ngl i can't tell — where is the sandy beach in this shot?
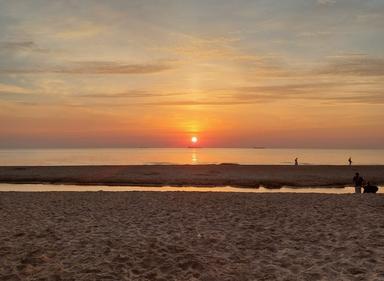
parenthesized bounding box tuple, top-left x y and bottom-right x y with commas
(0, 165, 383, 188)
(0, 192, 383, 281)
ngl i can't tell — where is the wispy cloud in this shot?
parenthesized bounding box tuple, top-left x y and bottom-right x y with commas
(317, 0, 336, 6)
(231, 81, 384, 104)
(0, 83, 31, 95)
(141, 100, 252, 106)
(79, 90, 184, 99)
(0, 61, 175, 75)
(319, 55, 384, 76)
(53, 20, 105, 39)
(0, 41, 48, 53)
(164, 36, 240, 60)
(77, 81, 384, 107)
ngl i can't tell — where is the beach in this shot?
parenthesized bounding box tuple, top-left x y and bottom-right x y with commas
(0, 165, 383, 188)
(0, 192, 383, 281)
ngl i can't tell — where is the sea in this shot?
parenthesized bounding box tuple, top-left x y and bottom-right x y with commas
(1, 148, 383, 166)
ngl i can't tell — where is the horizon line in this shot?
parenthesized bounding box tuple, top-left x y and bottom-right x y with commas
(1, 146, 384, 150)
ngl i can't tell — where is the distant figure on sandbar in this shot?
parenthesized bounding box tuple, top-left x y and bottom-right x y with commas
(363, 182, 379, 194)
(348, 157, 352, 166)
(352, 172, 364, 194)
(294, 158, 298, 166)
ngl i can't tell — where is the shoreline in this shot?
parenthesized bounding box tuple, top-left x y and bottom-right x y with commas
(1, 165, 383, 188)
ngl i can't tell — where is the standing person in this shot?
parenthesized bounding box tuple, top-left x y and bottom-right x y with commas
(348, 157, 352, 166)
(294, 158, 298, 166)
(352, 172, 364, 194)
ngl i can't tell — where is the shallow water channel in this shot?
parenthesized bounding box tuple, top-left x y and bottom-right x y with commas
(0, 184, 382, 193)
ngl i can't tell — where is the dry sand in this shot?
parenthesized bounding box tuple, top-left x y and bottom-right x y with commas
(0, 165, 384, 188)
(0, 192, 383, 281)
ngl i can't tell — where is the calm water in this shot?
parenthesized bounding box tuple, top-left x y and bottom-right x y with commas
(0, 148, 384, 166)
(0, 183, 382, 193)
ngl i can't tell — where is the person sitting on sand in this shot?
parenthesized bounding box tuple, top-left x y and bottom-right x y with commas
(352, 172, 364, 194)
(363, 182, 379, 194)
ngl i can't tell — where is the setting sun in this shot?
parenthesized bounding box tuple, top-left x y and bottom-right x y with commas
(191, 136, 198, 144)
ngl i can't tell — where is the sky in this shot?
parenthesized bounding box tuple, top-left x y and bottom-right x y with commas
(0, 0, 383, 148)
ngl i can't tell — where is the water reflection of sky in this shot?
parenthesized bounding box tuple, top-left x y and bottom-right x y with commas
(191, 150, 198, 164)
(0, 184, 382, 194)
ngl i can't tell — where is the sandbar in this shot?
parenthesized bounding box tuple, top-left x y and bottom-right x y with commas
(0, 165, 383, 188)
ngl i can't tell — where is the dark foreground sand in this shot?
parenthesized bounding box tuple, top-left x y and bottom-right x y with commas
(0, 192, 383, 281)
(1, 165, 384, 188)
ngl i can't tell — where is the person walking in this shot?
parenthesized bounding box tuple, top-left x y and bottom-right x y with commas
(294, 158, 298, 166)
(352, 172, 364, 194)
(348, 157, 352, 166)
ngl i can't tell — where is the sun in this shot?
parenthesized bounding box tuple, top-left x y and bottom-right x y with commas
(191, 136, 198, 144)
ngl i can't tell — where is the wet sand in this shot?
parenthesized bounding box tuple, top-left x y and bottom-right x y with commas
(0, 165, 383, 188)
(0, 192, 383, 281)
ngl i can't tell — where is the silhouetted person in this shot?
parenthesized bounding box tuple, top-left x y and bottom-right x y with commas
(294, 158, 298, 166)
(348, 157, 352, 166)
(352, 172, 364, 194)
(363, 182, 379, 194)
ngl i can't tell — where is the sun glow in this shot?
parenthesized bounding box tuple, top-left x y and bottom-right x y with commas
(191, 136, 198, 144)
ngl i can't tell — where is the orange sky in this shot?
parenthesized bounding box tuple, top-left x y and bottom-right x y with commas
(0, 1, 383, 148)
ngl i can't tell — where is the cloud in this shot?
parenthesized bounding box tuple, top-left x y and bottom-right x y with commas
(53, 21, 105, 39)
(79, 90, 183, 99)
(132, 93, 384, 106)
(0, 41, 34, 49)
(319, 55, 384, 76)
(157, 34, 267, 63)
(0, 41, 48, 53)
(231, 81, 384, 104)
(296, 31, 333, 38)
(81, 80, 384, 107)
(0, 61, 175, 75)
(137, 100, 250, 106)
(61, 61, 175, 74)
(0, 83, 31, 95)
(167, 36, 239, 60)
(317, 0, 336, 5)
(236, 82, 341, 98)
